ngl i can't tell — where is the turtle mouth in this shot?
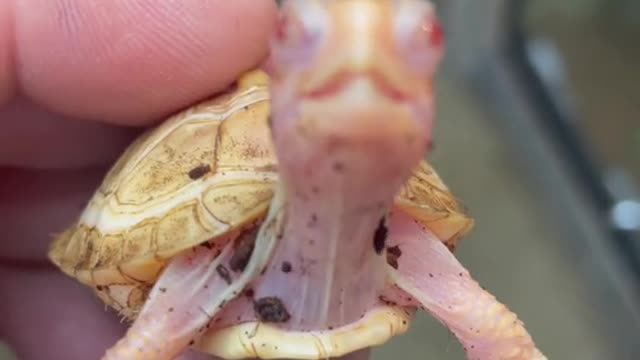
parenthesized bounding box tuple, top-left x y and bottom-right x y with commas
(302, 70, 411, 102)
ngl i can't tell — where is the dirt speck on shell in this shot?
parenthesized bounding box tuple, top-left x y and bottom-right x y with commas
(188, 164, 211, 180)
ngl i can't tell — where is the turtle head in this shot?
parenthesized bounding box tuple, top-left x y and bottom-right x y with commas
(267, 0, 443, 189)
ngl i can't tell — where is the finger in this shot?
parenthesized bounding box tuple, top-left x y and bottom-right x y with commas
(0, 98, 140, 168)
(0, 0, 14, 104)
(0, 266, 127, 360)
(14, 0, 277, 125)
(0, 167, 106, 261)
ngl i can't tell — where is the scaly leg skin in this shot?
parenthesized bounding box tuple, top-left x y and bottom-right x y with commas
(386, 210, 547, 360)
(101, 195, 285, 360)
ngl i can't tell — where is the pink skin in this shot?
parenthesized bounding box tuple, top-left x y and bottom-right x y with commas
(101, 242, 236, 360)
(259, 0, 437, 334)
(384, 211, 548, 360)
(263, 1, 548, 359)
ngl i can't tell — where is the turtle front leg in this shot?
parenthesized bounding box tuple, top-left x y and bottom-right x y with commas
(100, 246, 227, 360)
(101, 201, 283, 360)
(384, 210, 547, 360)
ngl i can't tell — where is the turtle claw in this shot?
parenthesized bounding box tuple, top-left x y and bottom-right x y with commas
(385, 211, 547, 360)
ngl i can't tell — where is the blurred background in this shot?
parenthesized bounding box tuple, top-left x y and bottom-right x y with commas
(3, 0, 638, 359)
(374, 0, 640, 359)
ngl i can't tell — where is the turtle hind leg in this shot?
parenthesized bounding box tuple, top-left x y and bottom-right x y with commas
(100, 206, 283, 360)
(100, 245, 235, 360)
(382, 210, 547, 360)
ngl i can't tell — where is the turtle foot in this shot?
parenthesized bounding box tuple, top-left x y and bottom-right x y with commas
(383, 210, 548, 360)
(100, 205, 282, 360)
(99, 243, 243, 360)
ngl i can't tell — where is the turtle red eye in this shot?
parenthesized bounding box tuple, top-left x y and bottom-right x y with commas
(424, 18, 443, 49)
(411, 15, 444, 52)
(396, 8, 445, 75)
(273, 12, 305, 45)
(270, 6, 324, 72)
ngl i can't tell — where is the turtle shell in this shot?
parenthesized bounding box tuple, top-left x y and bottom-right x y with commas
(48, 69, 473, 319)
(48, 70, 278, 317)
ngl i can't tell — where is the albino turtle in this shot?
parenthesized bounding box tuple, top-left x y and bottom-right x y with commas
(48, 1, 547, 360)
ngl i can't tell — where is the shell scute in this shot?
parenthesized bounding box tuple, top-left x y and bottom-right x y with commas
(397, 161, 474, 249)
(202, 180, 274, 226)
(119, 221, 155, 264)
(113, 119, 221, 208)
(48, 71, 276, 296)
(153, 200, 221, 258)
(215, 100, 276, 169)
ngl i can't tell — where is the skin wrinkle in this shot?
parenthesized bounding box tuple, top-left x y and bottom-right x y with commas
(13, 0, 278, 124)
(111, 1, 204, 89)
(55, 0, 84, 38)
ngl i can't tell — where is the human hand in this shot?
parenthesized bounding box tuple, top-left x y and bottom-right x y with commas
(0, 1, 367, 359)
